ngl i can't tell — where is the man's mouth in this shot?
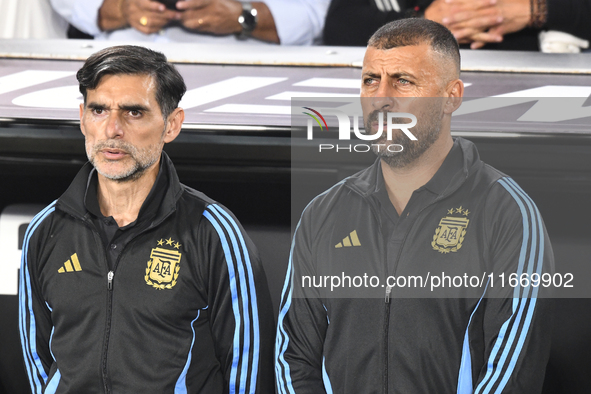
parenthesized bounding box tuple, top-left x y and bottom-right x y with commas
(100, 148, 128, 159)
(370, 122, 387, 131)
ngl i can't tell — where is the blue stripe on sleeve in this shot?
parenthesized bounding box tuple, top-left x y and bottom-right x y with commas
(482, 180, 538, 393)
(211, 204, 260, 394)
(322, 357, 333, 394)
(204, 210, 242, 394)
(46, 301, 57, 363)
(19, 204, 52, 389)
(208, 206, 252, 394)
(19, 249, 36, 391)
(321, 305, 332, 393)
(205, 206, 257, 394)
(457, 280, 489, 394)
(275, 233, 296, 394)
(474, 178, 542, 394)
(175, 307, 207, 393)
(473, 179, 530, 393)
(44, 369, 61, 394)
(209, 207, 251, 394)
(19, 202, 56, 393)
(493, 179, 544, 393)
(275, 180, 345, 394)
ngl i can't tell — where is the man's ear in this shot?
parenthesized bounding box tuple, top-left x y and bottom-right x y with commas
(444, 79, 464, 115)
(163, 107, 185, 143)
(79, 103, 86, 136)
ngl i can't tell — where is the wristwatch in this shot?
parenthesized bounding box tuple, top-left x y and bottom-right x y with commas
(237, 2, 258, 39)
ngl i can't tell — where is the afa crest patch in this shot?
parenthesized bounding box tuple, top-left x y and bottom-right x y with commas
(145, 238, 182, 290)
(432, 206, 470, 254)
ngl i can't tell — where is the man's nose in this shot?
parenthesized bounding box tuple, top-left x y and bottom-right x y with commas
(104, 112, 124, 139)
(371, 82, 396, 111)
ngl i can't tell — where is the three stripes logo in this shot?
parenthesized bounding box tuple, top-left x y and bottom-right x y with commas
(335, 230, 361, 248)
(58, 253, 82, 273)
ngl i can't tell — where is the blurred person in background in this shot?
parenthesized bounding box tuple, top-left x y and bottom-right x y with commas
(431, 0, 590, 51)
(324, 0, 590, 52)
(0, 0, 68, 38)
(50, 0, 329, 45)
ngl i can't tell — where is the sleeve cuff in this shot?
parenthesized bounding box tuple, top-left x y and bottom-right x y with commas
(545, 0, 572, 30)
(69, 0, 103, 36)
(263, 0, 330, 45)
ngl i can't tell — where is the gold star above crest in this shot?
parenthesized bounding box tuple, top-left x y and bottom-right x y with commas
(166, 238, 174, 246)
(157, 239, 164, 246)
(455, 206, 464, 214)
(447, 208, 454, 215)
(463, 209, 470, 216)
(174, 242, 181, 249)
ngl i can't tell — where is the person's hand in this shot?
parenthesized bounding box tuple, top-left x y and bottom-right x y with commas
(460, 0, 530, 49)
(122, 0, 181, 34)
(425, 0, 504, 44)
(484, 0, 530, 36)
(175, 0, 243, 35)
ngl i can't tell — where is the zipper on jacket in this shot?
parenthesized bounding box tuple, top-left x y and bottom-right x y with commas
(102, 270, 115, 394)
(98, 215, 173, 394)
(383, 285, 392, 394)
(107, 271, 114, 290)
(61, 185, 179, 394)
(377, 191, 469, 393)
(350, 157, 470, 394)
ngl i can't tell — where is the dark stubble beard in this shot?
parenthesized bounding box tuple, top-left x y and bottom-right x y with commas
(88, 139, 162, 183)
(366, 100, 444, 168)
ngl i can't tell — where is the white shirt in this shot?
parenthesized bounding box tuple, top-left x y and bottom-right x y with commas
(1, 0, 68, 38)
(49, 0, 329, 45)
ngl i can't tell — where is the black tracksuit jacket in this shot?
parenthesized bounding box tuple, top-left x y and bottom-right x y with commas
(20, 152, 274, 394)
(276, 138, 554, 394)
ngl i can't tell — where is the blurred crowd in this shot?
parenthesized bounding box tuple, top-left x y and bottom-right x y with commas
(0, 0, 589, 52)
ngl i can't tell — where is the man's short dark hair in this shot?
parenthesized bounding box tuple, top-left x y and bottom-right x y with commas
(77, 45, 187, 120)
(368, 18, 461, 78)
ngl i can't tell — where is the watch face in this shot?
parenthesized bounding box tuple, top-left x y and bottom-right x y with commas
(239, 8, 257, 32)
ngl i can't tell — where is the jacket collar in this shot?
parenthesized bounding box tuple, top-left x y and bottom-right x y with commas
(345, 137, 481, 199)
(57, 151, 183, 224)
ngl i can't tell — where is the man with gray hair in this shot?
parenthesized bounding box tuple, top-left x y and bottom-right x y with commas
(20, 45, 274, 394)
(276, 19, 553, 393)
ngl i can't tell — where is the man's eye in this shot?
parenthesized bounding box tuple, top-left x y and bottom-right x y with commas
(364, 78, 376, 85)
(129, 110, 142, 117)
(397, 78, 410, 85)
